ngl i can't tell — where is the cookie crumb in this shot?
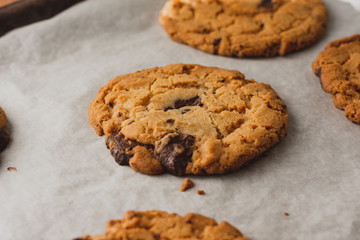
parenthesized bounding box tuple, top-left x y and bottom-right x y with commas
(197, 190, 205, 195)
(179, 177, 194, 192)
(284, 212, 289, 216)
(7, 167, 17, 171)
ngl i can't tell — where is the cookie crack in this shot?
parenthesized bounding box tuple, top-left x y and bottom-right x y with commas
(208, 113, 224, 140)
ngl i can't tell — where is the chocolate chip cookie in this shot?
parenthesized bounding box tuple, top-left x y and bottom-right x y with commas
(0, 107, 10, 152)
(74, 210, 249, 240)
(89, 64, 288, 176)
(312, 34, 360, 124)
(159, 0, 327, 57)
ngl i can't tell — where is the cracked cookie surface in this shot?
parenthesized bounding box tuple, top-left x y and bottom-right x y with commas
(89, 64, 288, 175)
(74, 210, 249, 240)
(0, 107, 10, 152)
(159, 0, 327, 57)
(312, 34, 360, 124)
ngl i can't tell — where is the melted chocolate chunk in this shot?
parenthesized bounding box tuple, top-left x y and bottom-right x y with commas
(156, 133, 195, 176)
(182, 65, 195, 74)
(106, 133, 152, 166)
(182, 109, 191, 114)
(258, 0, 273, 8)
(106, 132, 195, 176)
(175, 96, 202, 108)
(165, 96, 202, 111)
(0, 128, 10, 152)
(166, 119, 175, 124)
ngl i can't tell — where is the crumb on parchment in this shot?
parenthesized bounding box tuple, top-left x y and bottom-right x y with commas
(7, 167, 17, 171)
(179, 177, 194, 192)
(197, 190, 205, 195)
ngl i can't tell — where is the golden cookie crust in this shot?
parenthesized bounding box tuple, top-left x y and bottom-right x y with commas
(74, 210, 249, 240)
(89, 64, 288, 176)
(0, 107, 10, 152)
(312, 34, 360, 124)
(159, 0, 327, 57)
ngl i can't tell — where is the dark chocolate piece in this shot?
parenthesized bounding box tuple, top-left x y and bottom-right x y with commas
(156, 133, 195, 176)
(166, 119, 175, 123)
(181, 109, 191, 114)
(175, 96, 202, 108)
(106, 132, 194, 175)
(258, 0, 273, 8)
(165, 96, 202, 111)
(106, 133, 152, 166)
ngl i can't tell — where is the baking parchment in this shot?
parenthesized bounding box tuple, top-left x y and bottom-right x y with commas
(0, 0, 359, 239)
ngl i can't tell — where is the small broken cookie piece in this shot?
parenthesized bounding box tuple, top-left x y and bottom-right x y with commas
(179, 177, 194, 192)
(74, 210, 249, 240)
(89, 64, 288, 175)
(197, 190, 206, 195)
(312, 34, 360, 124)
(0, 107, 10, 152)
(129, 146, 164, 175)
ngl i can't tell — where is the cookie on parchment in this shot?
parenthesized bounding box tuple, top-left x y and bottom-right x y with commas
(0, 107, 10, 152)
(159, 0, 327, 57)
(74, 210, 249, 240)
(312, 34, 360, 124)
(88, 64, 288, 176)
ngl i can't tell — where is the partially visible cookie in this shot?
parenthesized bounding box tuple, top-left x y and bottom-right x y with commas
(0, 107, 10, 152)
(312, 34, 360, 124)
(89, 64, 288, 176)
(159, 0, 327, 57)
(73, 210, 249, 240)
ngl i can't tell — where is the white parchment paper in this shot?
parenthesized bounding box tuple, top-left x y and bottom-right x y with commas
(0, 0, 359, 239)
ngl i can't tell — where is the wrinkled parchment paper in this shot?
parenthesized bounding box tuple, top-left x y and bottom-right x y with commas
(0, 0, 359, 239)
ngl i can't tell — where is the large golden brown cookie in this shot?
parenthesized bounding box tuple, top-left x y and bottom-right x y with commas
(0, 107, 10, 152)
(88, 64, 288, 176)
(74, 210, 249, 240)
(312, 34, 360, 124)
(159, 0, 327, 57)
